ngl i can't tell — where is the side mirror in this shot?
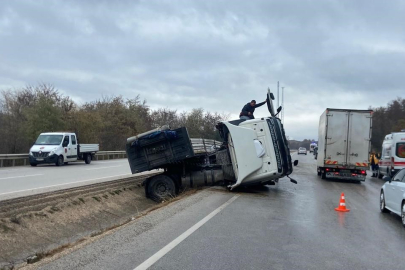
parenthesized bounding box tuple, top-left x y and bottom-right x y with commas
(277, 106, 282, 113)
(270, 93, 275, 100)
(293, 160, 299, 166)
(383, 176, 391, 183)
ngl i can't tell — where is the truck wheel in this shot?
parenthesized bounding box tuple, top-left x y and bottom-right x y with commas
(147, 175, 176, 202)
(85, 154, 92, 164)
(317, 170, 321, 176)
(56, 156, 64, 166)
(30, 163, 37, 167)
(321, 171, 326, 179)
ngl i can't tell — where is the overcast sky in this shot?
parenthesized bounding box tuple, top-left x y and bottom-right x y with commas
(1, 0, 404, 140)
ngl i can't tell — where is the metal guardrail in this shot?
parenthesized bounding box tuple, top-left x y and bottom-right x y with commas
(0, 139, 224, 167)
(0, 151, 127, 167)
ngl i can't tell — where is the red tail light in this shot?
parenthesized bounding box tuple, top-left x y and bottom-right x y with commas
(326, 168, 330, 172)
(361, 170, 366, 175)
(352, 173, 357, 176)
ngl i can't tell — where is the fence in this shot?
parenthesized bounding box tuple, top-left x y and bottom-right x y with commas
(0, 138, 224, 168)
(0, 151, 127, 168)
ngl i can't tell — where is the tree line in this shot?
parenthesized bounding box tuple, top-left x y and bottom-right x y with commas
(0, 84, 227, 154)
(371, 98, 405, 152)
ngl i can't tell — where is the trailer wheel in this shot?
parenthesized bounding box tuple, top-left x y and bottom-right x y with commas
(147, 175, 176, 202)
(56, 156, 64, 166)
(85, 154, 92, 164)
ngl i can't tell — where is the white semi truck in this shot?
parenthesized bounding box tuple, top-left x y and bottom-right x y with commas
(317, 108, 373, 181)
(126, 90, 298, 201)
(29, 132, 99, 166)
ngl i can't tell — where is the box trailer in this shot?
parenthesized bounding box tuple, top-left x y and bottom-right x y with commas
(317, 108, 373, 181)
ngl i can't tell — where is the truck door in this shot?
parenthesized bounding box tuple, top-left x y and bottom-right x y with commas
(325, 111, 349, 165)
(347, 112, 372, 167)
(70, 135, 78, 160)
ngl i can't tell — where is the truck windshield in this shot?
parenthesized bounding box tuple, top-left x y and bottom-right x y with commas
(35, 135, 63, 145)
(397, 143, 405, 158)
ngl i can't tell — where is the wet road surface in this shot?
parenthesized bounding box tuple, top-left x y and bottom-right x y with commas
(33, 153, 405, 270)
(0, 159, 157, 201)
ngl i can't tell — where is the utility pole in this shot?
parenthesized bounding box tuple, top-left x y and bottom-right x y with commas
(282, 87, 285, 124)
(277, 81, 280, 108)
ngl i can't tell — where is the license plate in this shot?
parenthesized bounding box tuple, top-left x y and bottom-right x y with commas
(36, 158, 44, 161)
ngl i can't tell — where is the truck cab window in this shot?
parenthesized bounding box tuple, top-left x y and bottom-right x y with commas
(63, 136, 69, 147)
(71, 135, 77, 145)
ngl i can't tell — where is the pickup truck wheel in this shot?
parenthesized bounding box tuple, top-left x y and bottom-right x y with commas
(30, 163, 37, 167)
(85, 154, 92, 164)
(56, 156, 64, 166)
(147, 175, 175, 202)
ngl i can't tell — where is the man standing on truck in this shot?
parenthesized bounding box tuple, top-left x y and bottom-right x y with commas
(239, 99, 267, 120)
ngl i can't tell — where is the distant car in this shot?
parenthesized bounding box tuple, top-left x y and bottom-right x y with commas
(298, 147, 307, 155)
(380, 168, 405, 227)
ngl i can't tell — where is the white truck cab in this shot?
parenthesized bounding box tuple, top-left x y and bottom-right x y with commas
(378, 132, 405, 178)
(29, 132, 99, 166)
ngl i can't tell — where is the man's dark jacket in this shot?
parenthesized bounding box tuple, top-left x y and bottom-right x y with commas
(240, 101, 266, 119)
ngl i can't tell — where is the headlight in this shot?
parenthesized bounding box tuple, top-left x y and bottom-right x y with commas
(50, 150, 55, 156)
(29, 151, 33, 156)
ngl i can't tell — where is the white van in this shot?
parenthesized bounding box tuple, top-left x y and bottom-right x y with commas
(378, 132, 405, 178)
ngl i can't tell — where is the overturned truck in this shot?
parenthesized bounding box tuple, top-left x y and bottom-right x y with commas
(126, 90, 298, 201)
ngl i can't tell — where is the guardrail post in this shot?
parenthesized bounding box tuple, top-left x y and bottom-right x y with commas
(24, 158, 26, 166)
(0, 159, 3, 167)
(12, 159, 15, 167)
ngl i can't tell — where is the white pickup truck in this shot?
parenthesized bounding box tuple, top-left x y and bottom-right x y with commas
(29, 132, 99, 166)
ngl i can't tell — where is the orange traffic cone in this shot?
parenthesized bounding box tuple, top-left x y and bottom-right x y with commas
(335, 192, 350, 212)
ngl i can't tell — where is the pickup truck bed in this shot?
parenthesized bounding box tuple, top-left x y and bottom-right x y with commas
(79, 144, 99, 153)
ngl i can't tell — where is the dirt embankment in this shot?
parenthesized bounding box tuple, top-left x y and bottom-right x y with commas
(0, 175, 160, 269)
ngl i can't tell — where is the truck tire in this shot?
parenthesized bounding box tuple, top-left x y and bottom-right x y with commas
(321, 171, 326, 179)
(30, 163, 37, 167)
(85, 154, 92, 164)
(56, 156, 64, 166)
(147, 175, 176, 202)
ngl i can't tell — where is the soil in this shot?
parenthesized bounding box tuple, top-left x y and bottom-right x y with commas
(0, 175, 160, 269)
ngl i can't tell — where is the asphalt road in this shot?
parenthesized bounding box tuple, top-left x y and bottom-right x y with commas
(0, 159, 155, 201)
(32, 153, 405, 270)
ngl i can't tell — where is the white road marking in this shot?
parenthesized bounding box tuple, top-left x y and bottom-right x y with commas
(133, 195, 240, 270)
(0, 173, 133, 196)
(0, 174, 43, 180)
(86, 165, 122, 171)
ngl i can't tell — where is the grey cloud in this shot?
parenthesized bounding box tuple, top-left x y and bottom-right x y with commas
(1, 0, 405, 140)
